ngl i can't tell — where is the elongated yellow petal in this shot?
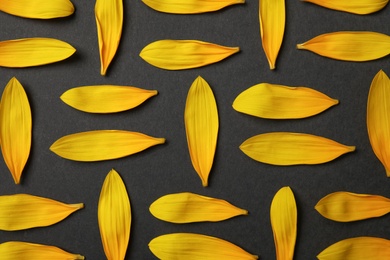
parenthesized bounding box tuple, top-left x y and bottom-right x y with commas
(271, 187, 297, 260)
(60, 85, 158, 113)
(303, 0, 388, 15)
(259, 0, 285, 69)
(367, 70, 390, 176)
(142, 0, 244, 14)
(150, 192, 248, 223)
(297, 31, 390, 61)
(315, 191, 390, 222)
(233, 83, 338, 119)
(0, 38, 75, 68)
(50, 130, 165, 162)
(140, 40, 239, 70)
(0, 241, 84, 260)
(0, 77, 31, 184)
(0, 193, 83, 231)
(98, 169, 131, 260)
(95, 0, 123, 75)
(149, 233, 258, 260)
(240, 132, 355, 165)
(0, 0, 74, 19)
(185, 76, 218, 186)
(317, 237, 390, 260)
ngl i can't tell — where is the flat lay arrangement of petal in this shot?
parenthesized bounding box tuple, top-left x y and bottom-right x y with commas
(0, 193, 83, 231)
(0, 0, 74, 19)
(315, 191, 390, 222)
(0, 241, 84, 260)
(95, 0, 123, 75)
(240, 132, 355, 165)
(233, 83, 338, 119)
(142, 0, 245, 14)
(149, 233, 258, 260)
(60, 85, 158, 113)
(0, 77, 31, 184)
(98, 169, 131, 260)
(50, 130, 165, 162)
(302, 0, 389, 15)
(297, 31, 390, 62)
(149, 192, 248, 223)
(185, 76, 219, 187)
(367, 70, 390, 176)
(139, 39, 239, 70)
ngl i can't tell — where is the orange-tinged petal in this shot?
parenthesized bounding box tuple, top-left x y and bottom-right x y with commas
(184, 76, 219, 186)
(302, 0, 388, 15)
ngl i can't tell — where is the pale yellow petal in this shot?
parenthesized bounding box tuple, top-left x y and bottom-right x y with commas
(303, 0, 388, 15)
(185, 76, 218, 186)
(98, 169, 131, 260)
(140, 40, 239, 70)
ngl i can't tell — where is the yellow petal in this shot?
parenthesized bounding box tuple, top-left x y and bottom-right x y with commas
(142, 0, 244, 14)
(317, 237, 390, 260)
(185, 76, 218, 186)
(259, 0, 285, 69)
(271, 187, 297, 260)
(140, 40, 239, 70)
(0, 0, 74, 19)
(233, 83, 338, 119)
(0, 241, 84, 260)
(315, 191, 390, 222)
(240, 132, 355, 165)
(0, 77, 31, 184)
(297, 31, 390, 62)
(302, 0, 388, 15)
(149, 233, 258, 260)
(95, 0, 123, 75)
(0, 193, 83, 231)
(367, 70, 390, 176)
(150, 192, 248, 223)
(50, 130, 165, 162)
(0, 38, 75, 68)
(98, 169, 131, 260)
(60, 85, 158, 113)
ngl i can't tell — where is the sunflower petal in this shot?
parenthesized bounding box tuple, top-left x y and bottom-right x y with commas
(50, 130, 165, 162)
(367, 70, 390, 176)
(233, 83, 338, 119)
(302, 0, 388, 15)
(240, 132, 355, 165)
(297, 31, 390, 61)
(185, 76, 218, 187)
(95, 0, 123, 75)
(149, 233, 258, 260)
(98, 169, 131, 260)
(140, 40, 239, 70)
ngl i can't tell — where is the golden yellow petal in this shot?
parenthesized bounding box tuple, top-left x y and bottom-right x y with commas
(0, 241, 84, 260)
(233, 83, 338, 119)
(0, 193, 83, 231)
(317, 237, 390, 260)
(142, 0, 244, 14)
(98, 169, 131, 260)
(0, 38, 75, 68)
(315, 191, 390, 222)
(0, 0, 74, 19)
(240, 132, 355, 165)
(50, 130, 165, 162)
(271, 187, 297, 260)
(185, 76, 219, 186)
(95, 0, 123, 75)
(140, 40, 239, 70)
(149, 233, 258, 260)
(259, 0, 285, 69)
(367, 70, 390, 176)
(297, 31, 390, 61)
(303, 0, 388, 15)
(0, 77, 31, 184)
(60, 85, 158, 113)
(149, 192, 248, 223)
